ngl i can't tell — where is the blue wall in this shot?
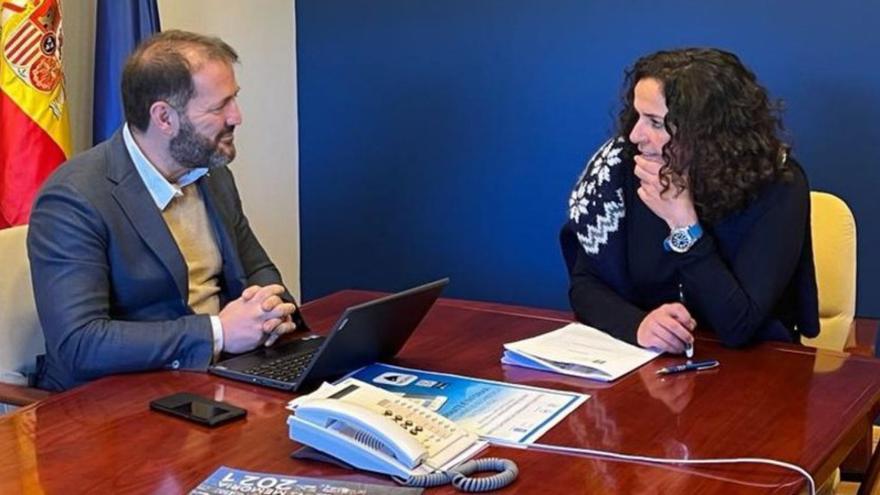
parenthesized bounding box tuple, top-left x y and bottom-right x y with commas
(297, 1, 880, 316)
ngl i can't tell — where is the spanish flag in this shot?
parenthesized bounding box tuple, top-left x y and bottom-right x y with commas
(0, 0, 70, 228)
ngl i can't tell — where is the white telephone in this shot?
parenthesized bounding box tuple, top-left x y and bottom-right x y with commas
(287, 378, 482, 479)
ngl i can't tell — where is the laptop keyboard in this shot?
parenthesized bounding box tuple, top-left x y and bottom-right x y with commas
(244, 350, 317, 383)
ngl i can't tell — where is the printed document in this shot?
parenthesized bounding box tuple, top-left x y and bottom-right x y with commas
(337, 363, 588, 444)
(502, 322, 660, 382)
(190, 466, 422, 494)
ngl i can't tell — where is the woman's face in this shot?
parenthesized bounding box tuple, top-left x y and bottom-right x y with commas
(628, 77, 671, 163)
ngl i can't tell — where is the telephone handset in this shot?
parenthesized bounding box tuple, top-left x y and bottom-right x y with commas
(287, 378, 481, 479)
(292, 398, 431, 477)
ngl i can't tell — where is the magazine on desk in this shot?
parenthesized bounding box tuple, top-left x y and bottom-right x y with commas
(502, 322, 661, 382)
(189, 466, 423, 495)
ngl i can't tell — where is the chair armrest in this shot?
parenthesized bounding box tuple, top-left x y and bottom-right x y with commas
(0, 382, 52, 406)
(845, 317, 880, 357)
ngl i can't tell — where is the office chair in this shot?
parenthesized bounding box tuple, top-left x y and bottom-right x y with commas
(802, 192, 857, 352)
(796, 194, 858, 495)
(0, 225, 51, 411)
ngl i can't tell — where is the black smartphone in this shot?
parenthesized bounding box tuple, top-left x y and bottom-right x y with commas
(150, 392, 246, 427)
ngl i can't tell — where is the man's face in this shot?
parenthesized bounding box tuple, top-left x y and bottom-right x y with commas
(170, 60, 242, 169)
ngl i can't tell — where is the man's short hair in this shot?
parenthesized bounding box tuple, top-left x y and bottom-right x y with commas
(121, 30, 239, 132)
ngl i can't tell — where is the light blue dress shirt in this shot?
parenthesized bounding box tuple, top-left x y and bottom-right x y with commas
(121, 124, 224, 358)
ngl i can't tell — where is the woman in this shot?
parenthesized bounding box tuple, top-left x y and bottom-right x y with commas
(561, 48, 819, 353)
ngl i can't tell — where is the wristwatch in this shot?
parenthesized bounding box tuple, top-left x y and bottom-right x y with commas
(663, 223, 703, 253)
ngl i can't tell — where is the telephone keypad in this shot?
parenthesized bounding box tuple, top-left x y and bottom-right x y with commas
(291, 378, 480, 473)
(372, 397, 469, 457)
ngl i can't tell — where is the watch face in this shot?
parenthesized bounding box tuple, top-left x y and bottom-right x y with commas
(668, 229, 693, 253)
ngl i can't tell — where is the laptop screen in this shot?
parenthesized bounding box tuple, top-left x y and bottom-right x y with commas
(298, 278, 449, 389)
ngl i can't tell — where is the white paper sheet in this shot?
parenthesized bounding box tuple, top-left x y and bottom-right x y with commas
(502, 322, 660, 381)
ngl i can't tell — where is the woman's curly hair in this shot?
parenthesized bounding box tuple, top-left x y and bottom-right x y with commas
(617, 48, 792, 223)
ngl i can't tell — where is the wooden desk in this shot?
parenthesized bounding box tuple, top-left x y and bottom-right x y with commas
(2, 291, 880, 494)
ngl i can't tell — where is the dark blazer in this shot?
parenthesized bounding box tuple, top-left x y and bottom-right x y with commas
(28, 130, 298, 391)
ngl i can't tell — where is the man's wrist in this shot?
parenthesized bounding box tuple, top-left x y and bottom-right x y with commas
(209, 315, 224, 361)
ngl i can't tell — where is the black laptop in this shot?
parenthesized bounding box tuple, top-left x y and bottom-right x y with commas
(209, 278, 448, 391)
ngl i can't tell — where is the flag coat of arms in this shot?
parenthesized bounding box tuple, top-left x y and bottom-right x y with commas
(0, 0, 71, 228)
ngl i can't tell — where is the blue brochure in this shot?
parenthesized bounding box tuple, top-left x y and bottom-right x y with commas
(344, 363, 587, 444)
(190, 466, 422, 495)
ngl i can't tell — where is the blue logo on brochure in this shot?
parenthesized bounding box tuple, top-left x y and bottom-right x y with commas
(373, 372, 418, 386)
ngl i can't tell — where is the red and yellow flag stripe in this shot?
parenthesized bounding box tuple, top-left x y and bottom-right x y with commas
(1, 0, 70, 227)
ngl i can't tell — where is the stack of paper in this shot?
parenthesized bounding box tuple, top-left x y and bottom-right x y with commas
(502, 323, 660, 382)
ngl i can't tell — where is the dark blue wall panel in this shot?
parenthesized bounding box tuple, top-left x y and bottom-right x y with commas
(297, 1, 880, 315)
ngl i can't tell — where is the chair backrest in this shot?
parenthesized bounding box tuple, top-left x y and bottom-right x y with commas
(0, 225, 44, 384)
(802, 192, 857, 351)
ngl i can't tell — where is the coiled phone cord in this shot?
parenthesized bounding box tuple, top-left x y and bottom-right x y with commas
(396, 457, 519, 492)
(354, 429, 519, 492)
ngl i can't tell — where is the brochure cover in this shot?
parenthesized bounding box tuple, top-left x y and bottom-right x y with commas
(189, 466, 423, 495)
(339, 362, 588, 444)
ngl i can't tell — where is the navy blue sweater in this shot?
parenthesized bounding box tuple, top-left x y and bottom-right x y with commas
(561, 139, 819, 347)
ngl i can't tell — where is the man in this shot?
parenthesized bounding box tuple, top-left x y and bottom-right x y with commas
(27, 30, 304, 391)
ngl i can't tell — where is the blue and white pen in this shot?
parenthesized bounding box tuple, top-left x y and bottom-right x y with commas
(679, 282, 694, 359)
(656, 359, 719, 375)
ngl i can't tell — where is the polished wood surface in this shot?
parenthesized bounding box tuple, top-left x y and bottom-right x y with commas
(0, 382, 51, 407)
(840, 318, 880, 479)
(2, 291, 880, 494)
(848, 317, 880, 357)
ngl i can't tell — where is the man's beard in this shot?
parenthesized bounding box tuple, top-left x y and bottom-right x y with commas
(169, 116, 236, 170)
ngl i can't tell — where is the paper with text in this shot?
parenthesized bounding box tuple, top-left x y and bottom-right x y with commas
(502, 323, 660, 382)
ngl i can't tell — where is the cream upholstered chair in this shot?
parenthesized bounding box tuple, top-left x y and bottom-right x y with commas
(800, 194, 857, 495)
(0, 225, 50, 409)
(801, 192, 857, 352)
